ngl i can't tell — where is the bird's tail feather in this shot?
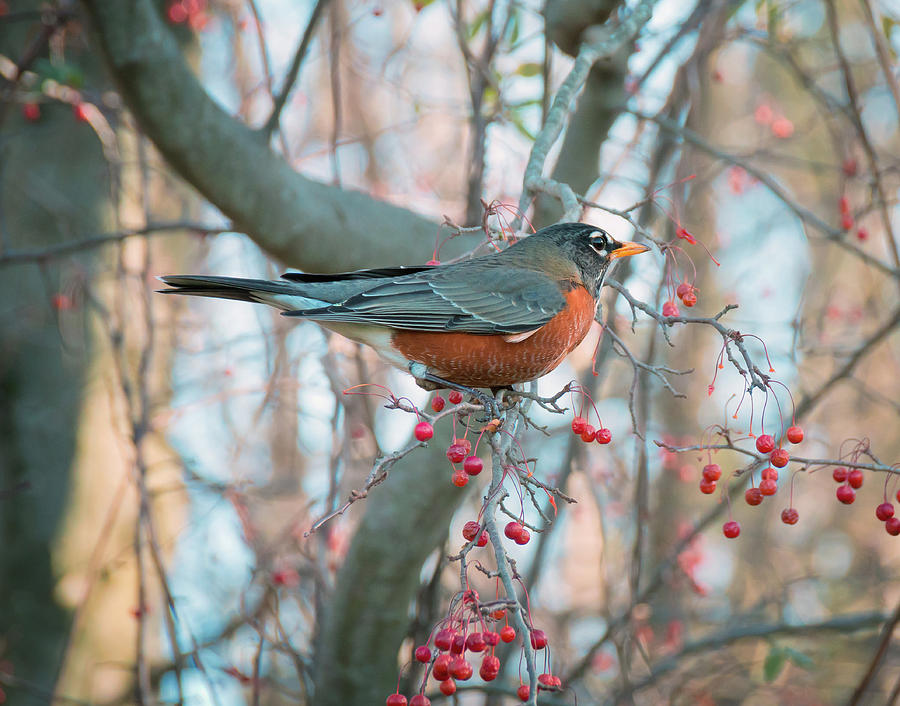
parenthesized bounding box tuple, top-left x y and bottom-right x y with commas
(158, 275, 319, 310)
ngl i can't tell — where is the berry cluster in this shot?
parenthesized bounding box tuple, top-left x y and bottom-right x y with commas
(570, 416, 612, 445)
(385, 588, 559, 705)
(166, 0, 210, 29)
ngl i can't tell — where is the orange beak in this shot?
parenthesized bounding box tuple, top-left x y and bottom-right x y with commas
(609, 240, 650, 259)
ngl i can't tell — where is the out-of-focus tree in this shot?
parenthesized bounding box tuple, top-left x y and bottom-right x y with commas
(1, 1, 898, 705)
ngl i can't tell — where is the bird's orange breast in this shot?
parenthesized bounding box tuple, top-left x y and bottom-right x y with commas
(390, 285, 595, 387)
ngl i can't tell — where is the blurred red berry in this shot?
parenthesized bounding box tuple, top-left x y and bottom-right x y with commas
(847, 469, 864, 489)
(463, 456, 483, 475)
(781, 508, 799, 525)
(759, 478, 777, 496)
(745, 487, 763, 506)
(448, 390, 463, 404)
(530, 629, 548, 649)
(662, 300, 680, 317)
(755, 435, 775, 454)
(836, 485, 855, 504)
(833, 467, 848, 483)
(414, 645, 431, 663)
(431, 395, 445, 412)
(386, 694, 407, 706)
(771, 117, 794, 138)
(875, 503, 895, 522)
(770, 448, 789, 468)
(886, 517, 900, 536)
(681, 290, 697, 307)
(723, 520, 741, 538)
(500, 625, 516, 642)
(702, 463, 722, 481)
(413, 421, 433, 441)
(699, 478, 717, 494)
(595, 427, 612, 444)
(786, 425, 804, 444)
(517, 685, 530, 701)
(22, 102, 40, 122)
(571, 416, 587, 434)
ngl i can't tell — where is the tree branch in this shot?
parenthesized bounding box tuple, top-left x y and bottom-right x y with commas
(81, 0, 437, 272)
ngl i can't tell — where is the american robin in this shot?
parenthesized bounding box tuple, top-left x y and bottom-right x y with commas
(161, 222, 648, 410)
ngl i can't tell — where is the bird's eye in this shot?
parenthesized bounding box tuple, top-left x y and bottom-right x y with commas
(589, 230, 609, 257)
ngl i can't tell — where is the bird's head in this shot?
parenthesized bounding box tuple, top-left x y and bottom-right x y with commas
(535, 222, 650, 297)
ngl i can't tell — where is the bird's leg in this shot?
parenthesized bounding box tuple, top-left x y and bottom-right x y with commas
(409, 363, 502, 422)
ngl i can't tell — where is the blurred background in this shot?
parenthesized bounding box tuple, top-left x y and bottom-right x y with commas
(1, 0, 899, 704)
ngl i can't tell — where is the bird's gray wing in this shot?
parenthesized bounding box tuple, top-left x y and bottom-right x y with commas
(283, 265, 567, 334)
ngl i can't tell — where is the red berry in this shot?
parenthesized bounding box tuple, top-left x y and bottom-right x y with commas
(571, 416, 587, 434)
(431, 395, 445, 412)
(761, 467, 778, 481)
(530, 629, 548, 649)
(517, 685, 530, 701)
(457, 438, 472, 454)
(414, 645, 431, 663)
(449, 657, 473, 681)
(462, 521, 480, 542)
(476, 531, 488, 547)
(847, 469, 864, 489)
(770, 448, 789, 468)
(781, 508, 799, 525)
(836, 485, 855, 504)
(432, 653, 452, 680)
(681, 290, 698, 307)
(514, 528, 530, 545)
(538, 673, 561, 689)
(483, 630, 500, 646)
(409, 696, 430, 706)
(434, 629, 454, 652)
(759, 478, 777, 496)
(448, 390, 463, 404)
(699, 478, 717, 494)
(504, 521, 523, 541)
(414, 421, 433, 441)
(491, 608, 505, 620)
(446, 443, 467, 463)
(745, 487, 763, 506)
(676, 282, 693, 300)
(875, 503, 894, 522)
(451, 471, 468, 487)
(702, 463, 722, 481)
(662, 300, 680, 317)
(841, 212, 854, 230)
(839, 195, 851, 214)
(580, 424, 596, 442)
(500, 625, 516, 643)
(439, 679, 456, 696)
(857, 228, 868, 241)
(886, 517, 900, 536)
(479, 655, 500, 681)
(595, 427, 612, 444)
(723, 520, 741, 538)
(450, 634, 465, 654)
(786, 425, 803, 444)
(833, 467, 848, 483)
(755, 434, 775, 454)
(386, 694, 407, 706)
(465, 632, 486, 652)
(73, 102, 89, 122)
(463, 456, 483, 475)
(22, 102, 40, 122)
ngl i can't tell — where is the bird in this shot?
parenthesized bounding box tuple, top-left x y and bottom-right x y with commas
(160, 222, 648, 414)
